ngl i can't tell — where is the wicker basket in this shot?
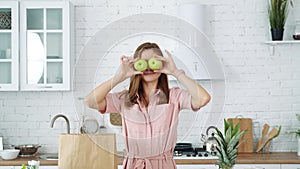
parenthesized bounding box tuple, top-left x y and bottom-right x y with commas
(0, 12, 11, 29)
(110, 113, 122, 126)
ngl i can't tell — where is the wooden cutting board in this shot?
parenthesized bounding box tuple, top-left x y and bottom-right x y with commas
(227, 118, 254, 153)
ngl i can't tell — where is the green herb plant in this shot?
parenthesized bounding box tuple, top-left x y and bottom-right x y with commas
(289, 114, 300, 137)
(21, 164, 36, 169)
(214, 119, 247, 169)
(268, 0, 289, 29)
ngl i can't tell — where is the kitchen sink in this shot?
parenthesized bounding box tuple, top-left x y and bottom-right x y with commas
(39, 153, 58, 160)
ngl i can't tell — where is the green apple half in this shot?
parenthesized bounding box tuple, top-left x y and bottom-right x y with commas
(148, 57, 162, 70)
(134, 59, 148, 72)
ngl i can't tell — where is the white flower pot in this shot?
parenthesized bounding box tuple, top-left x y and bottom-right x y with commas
(298, 137, 300, 156)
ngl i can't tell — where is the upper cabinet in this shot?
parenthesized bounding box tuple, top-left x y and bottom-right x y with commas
(0, 1, 19, 91)
(20, 1, 72, 91)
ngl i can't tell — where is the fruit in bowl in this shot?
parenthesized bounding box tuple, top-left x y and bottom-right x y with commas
(0, 149, 20, 160)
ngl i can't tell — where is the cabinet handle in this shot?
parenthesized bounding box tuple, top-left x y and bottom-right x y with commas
(38, 86, 53, 88)
(0, 86, 2, 88)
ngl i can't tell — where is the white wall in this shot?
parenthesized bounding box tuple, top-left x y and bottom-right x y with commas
(0, 0, 299, 153)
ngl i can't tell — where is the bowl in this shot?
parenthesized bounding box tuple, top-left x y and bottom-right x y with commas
(0, 149, 20, 160)
(14, 144, 41, 157)
(293, 34, 300, 40)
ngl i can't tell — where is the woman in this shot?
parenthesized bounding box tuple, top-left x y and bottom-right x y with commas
(85, 42, 211, 169)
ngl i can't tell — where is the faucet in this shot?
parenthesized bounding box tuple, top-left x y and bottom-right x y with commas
(50, 114, 70, 134)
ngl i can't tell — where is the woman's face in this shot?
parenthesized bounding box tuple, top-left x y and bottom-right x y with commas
(139, 49, 162, 83)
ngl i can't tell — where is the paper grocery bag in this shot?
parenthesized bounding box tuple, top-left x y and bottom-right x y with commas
(59, 134, 117, 169)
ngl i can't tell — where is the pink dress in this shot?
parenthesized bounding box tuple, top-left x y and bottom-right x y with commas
(101, 87, 198, 169)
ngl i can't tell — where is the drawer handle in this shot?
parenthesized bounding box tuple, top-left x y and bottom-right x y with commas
(38, 86, 53, 88)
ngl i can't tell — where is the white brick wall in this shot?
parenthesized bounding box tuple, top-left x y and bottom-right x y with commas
(0, 0, 299, 154)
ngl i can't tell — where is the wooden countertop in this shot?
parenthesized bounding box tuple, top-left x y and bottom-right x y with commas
(1, 152, 300, 166)
(175, 152, 300, 165)
(0, 155, 57, 166)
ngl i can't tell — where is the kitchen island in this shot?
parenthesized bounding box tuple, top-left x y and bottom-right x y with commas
(0, 152, 299, 166)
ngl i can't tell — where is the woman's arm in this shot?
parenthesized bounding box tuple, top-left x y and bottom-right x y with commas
(155, 50, 211, 110)
(85, 56, 141, 110)
(174, 69, 211, 110)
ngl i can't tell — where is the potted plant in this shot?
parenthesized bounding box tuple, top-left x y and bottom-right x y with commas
(288, 114, 300, 156)
(214, 119, 247, 169)
(268, 0, 289, 40)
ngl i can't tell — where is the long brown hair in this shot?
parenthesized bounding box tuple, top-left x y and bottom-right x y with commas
(127, 42, 169, 107)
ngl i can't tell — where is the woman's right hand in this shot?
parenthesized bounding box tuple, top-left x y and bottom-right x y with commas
(114, 55, 142, 82)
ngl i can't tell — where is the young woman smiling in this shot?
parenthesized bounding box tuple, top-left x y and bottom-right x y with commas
(85, 42, 211, 169)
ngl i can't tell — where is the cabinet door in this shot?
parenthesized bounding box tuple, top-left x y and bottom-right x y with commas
(20, 1, 71, 91)
(0, 167, 14, 169)
(281, 164, 300, 169)
(234, 164, 280, 169)
(177, 165, 218, 169)
(0, 1, 18, 91)
(39, 166, 58, 169)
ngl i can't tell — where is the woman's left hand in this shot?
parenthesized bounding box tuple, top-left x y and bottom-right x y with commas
(154, 49, 179, 76)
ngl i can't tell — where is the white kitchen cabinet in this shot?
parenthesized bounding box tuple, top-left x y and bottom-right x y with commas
(119, 164, 218, 169)
(0, 1, 19, 91)
(234, 164, 280, 169)
(0, 167, 14, 169)
(177, 165, 217, 169)
(20, 1, 72, 91)
(281, 164, 300, 169)
(39, 166, 58, 169)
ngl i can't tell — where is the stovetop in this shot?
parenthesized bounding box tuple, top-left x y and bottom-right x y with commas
(173, 151, 218, 160)
(173, 143, 218, 160)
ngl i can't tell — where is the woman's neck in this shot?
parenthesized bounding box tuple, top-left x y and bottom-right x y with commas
(142, 81, 158, 99)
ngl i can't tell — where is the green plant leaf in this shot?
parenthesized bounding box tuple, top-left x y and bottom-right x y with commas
(296, 114, 300, 121)
(225, 126, 232, 144)
(227, 130, 247, 151)
(229, 153, 238, 165)
(268, 0, 289, 29)
(215, 118, 248, 168)
(228, 148, 238, 158)
(232, 122, 240, 136)
(224, 119, 229, 133)
(221, 146, 230, 165)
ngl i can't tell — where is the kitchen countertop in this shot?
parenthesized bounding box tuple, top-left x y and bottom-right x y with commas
(0, 154, 57, 166)
(0, 152, 300, 166)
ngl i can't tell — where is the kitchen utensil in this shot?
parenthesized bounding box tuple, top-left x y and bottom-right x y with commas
(264, 141, 272, 153)
(256, 126, 281, 152)
(39, 153, 58, 160)
(174, 143, 193, 151)
(99, 114, 106, 129)
(256, 124, 270, 152)
(0, 149, 20, 160)
(80, 116, 99, 134)
(205, 126, 217, 153)
(200, 134, 207, 143)
(228, 118, 254, 152)
(14, 144, 41, 157)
